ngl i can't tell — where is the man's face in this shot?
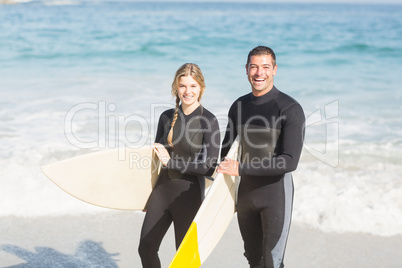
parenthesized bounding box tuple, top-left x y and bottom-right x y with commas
(246, 54, 277, 97)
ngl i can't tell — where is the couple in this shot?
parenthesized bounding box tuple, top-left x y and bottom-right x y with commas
(138, 46, 305, 268)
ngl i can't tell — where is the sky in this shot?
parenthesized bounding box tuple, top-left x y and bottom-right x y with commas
(260, 0, 401, 3)
(152, 0, 402, 4)
(281, 0, 400, 3)
(26, 0, 400, 4)
(21, 0, 402, 5)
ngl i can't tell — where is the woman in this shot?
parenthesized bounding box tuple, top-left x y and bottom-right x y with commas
(138, 63, 220, 268)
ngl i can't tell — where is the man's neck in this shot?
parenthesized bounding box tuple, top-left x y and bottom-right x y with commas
(252, 85, 273, 97)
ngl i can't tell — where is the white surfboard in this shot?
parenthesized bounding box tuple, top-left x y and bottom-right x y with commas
(168, 137, 240, 267)
(41, 147, 161, 210)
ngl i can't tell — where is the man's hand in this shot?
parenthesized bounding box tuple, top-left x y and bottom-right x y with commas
(152, 143, 171, 167)
(217, 157, 239, 176)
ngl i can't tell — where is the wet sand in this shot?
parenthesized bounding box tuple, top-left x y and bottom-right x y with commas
(1, 212, 401, 267)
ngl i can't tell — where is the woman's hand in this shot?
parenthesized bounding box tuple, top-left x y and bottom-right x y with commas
(152, 143, 171, 167)
(217, 157, 239, 176)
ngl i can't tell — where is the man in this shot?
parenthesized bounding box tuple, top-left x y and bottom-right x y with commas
(217, 46, 305, 268)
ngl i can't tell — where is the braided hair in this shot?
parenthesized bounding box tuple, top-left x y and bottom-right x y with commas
(167, 63, 206, 147)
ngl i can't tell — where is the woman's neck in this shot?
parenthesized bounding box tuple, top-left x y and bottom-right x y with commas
(181, 102, 200, 115)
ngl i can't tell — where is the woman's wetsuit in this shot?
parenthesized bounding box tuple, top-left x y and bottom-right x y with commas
(138, 105, 220, 268)
(221, 86, 305, 268)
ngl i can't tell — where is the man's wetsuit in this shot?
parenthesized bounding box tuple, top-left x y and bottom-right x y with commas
(138, 105, 220, 268)
(221, 86, 305, 268)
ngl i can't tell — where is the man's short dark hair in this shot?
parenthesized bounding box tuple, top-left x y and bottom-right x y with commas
(247, 46, 276, 66)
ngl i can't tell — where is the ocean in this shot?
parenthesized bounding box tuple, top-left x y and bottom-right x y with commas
(0, 0, 401, 236)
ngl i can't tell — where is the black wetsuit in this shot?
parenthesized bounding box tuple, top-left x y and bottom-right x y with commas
(138, 105, 220, 268)
(221, 86, 305, 268)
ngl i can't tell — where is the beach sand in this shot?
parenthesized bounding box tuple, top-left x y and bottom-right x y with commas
(1, 211, 401, 267)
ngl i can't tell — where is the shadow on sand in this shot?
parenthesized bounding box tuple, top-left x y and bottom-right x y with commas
(1, 240, 119, 267)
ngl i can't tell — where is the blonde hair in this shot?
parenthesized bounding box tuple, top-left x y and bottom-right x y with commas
(167, 63, 206, 147)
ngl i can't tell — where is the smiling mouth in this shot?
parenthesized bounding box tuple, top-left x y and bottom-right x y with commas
(253, 78, 265, 83)
(182, 94, 194, 101)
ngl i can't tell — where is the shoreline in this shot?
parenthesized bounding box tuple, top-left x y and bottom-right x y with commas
(1, 212, 401, 267)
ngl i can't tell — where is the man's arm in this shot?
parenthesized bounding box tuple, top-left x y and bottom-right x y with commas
(220, 101, 238, 160)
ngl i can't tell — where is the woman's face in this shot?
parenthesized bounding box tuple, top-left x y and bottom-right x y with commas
(177, 75, 201, 110)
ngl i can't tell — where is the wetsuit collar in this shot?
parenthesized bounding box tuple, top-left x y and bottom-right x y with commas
(179, 104, 202, 118)
(250, 86, 279, 105)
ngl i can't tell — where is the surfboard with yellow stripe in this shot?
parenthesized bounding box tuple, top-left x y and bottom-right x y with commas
(169, 137, 240, 267)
